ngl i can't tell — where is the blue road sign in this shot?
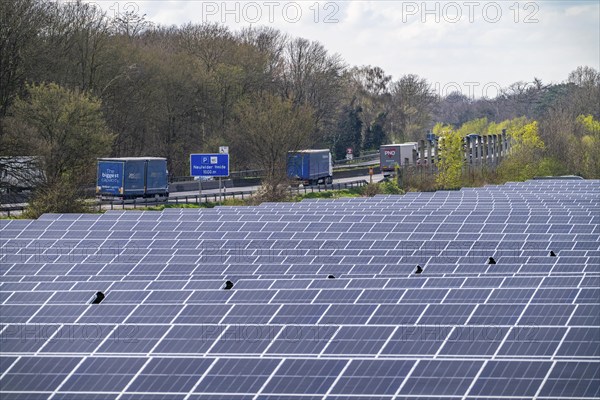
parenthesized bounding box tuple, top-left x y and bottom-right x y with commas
(190, 153, 230, 177)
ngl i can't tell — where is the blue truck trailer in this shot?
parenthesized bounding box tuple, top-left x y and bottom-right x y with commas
(287, 149, 333, 185)
(96, 157, 169, 199)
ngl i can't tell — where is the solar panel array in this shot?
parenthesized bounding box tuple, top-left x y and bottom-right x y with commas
(0, 179, 599, 400)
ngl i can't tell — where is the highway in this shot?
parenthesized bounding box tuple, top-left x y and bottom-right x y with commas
(0, 174, 384, 216)
(172, 174, 383, 197)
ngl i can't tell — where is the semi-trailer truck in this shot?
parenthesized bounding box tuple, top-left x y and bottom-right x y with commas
(287, 149, 333, 185)
(96, 157, 169, 199)
(380, 143, 418, 175)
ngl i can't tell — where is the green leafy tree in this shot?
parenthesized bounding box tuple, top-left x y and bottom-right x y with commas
(333, 104, 363, 159)
(456, 117, 488, 137)
(363, 112, 387, 151)
(432, 122, 452, 137)
(435, 124, 464, 189)
(576, 115, 600, 178)
(497, 119, 547, 181)
(2, 82, 114, 216)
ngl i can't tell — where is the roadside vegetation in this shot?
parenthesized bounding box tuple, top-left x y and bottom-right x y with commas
(400, 114, 600, 192)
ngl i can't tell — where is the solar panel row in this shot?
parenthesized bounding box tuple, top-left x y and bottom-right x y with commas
(0, 179, 598, 399)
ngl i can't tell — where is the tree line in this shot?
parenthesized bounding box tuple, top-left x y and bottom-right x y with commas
(1, 0, 598, 214)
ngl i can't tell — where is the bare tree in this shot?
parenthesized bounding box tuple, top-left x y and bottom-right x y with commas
(179, 22, 233, 72)
(280, 37, 346, 134)
(389, 74, 436, 142)
(230, 93, 314, 200)
(0, 0, 50, 120)
(112, 10, 153, 38)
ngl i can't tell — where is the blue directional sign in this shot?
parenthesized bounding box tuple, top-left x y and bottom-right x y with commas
(190, 153, 229, 177)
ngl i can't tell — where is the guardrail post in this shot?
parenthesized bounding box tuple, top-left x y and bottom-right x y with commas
(490, 135, 495, 165)
(490, 134, 495, 162)
(488, 135, 493, 165)
(496, 134, 502, 162)
(426, 139, 432, 166)
(492, 134, 498, 164)
(483, 136, 489, 166)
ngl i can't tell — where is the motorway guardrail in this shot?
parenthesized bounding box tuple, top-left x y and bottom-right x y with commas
(2, 180, 369, 216)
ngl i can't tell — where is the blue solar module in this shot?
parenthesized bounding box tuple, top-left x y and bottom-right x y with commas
(97, 324, 169, 353)
(126, 357, 210, 393)
(323, 326, 394, 355)
(1, 357, 82, 392)
(439, 326, 508, 356)
(267, 325, 338, 355)
(469, 361, 552, 397)
(269, 304, 328, 324)
(381, 325, 451, 355)
(60, 357, 147, 392)
(556, 327, 600, 358)
(34, 325, 102, 353)
(331, 359, 413, 395)
(260, 359, 345, 395)
(0, 179, 599, 398)
(400, 360, 483, 396)
(539, 362, 600, 398)
(209, 325, 280, 354)
(498, 326, 566, 356)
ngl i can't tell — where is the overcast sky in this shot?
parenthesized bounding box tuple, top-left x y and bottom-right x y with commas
(90, 0, 599, 98)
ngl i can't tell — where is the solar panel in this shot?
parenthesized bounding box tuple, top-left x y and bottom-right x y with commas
(0, 179, 599, 398)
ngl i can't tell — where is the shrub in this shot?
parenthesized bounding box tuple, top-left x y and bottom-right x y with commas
(362, 183, 381, 197)
(23, 180, 91, 218)
(380, 179, 404, 194)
